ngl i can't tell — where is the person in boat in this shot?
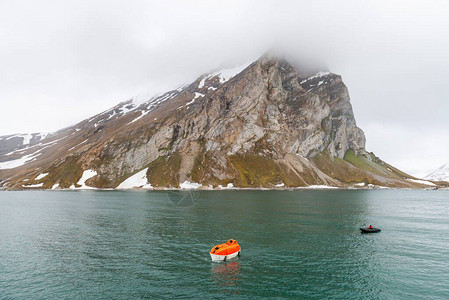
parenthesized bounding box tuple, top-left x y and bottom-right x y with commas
(369, 225, 373, 229)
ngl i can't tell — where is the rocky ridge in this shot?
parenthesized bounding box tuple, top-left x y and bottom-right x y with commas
(0, 54, 444, 190)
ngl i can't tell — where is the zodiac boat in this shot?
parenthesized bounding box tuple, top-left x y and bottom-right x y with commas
(360, 226, 381, 233)
(210, 239, 241, 261)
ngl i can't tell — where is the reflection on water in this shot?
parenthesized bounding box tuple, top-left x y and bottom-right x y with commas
(211, 260, 241, 294)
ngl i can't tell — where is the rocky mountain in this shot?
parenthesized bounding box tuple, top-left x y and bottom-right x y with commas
(0, 54, 444, 190)
(425, 163, 449, 182)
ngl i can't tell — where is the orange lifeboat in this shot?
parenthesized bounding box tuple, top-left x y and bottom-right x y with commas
(210, 239, 241, 261)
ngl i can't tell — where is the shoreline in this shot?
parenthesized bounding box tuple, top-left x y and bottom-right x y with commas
(1, 186, 447, 192)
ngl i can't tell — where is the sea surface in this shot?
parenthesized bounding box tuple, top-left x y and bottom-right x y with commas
(0, 190, 448, 299)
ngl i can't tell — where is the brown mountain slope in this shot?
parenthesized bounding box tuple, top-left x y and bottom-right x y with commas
(0, 54, 443, 190)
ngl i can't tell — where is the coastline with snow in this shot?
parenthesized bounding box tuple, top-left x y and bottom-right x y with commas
(9, 183, 447, 191)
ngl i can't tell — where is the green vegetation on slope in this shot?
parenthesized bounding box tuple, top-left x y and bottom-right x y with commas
(343, 149, 413, 181)
(191, 151, 233, 186)
(312, 151, 376, 185)
(40, 155, 84, 188)
(146, 153, 181, 187)
(229, 154, 282, 187)
(343, 150, 388, 176)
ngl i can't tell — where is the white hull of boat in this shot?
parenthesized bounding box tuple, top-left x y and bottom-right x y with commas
(210, 251, 240, 261)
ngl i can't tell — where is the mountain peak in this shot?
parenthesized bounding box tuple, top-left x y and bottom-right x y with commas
(1, 53, 444, 190)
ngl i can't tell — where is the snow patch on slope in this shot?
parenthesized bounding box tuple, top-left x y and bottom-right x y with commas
(128, 89, 183, 112)
(36, 132, 50, 141)
(179, 181, 202, 189)
(185, 92, 204, 107)
(407, 178, 436, 186)
(218, 183, 234, 189)
(306, 185, 338, 189)
(117, 168, 153, 189)
(198, 77, 206, 89)
(6, 133, 33, 145)
(76, 170, 97, 189)
(5, 136, 67, 157)
(118, 102, 136, 115)
(3, 132, 50, 147)
(202, 61, 252, 85)
(215, 62, 253, 83)
(35, 172, 49, 180)
(300, 71, 331, 84)
(128, 110, 151, 125)
(118, 90, 181, 124)
(1, 136, 67, 169)
(0, 151, 41, 169)
(23, 183, 44, 188)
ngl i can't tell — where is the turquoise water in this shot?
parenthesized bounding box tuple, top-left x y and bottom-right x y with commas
(1, 190, 448, 299)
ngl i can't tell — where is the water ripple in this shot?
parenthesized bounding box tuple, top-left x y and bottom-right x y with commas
(1, 190, 448, 298)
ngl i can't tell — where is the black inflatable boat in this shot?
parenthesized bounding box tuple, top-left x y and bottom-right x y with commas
(360, 227, 381, 233)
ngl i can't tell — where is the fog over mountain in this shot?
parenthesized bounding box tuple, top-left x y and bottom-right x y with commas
(1, 0, 448, 177)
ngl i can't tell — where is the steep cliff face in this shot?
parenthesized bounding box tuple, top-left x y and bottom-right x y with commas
(0, 54, 440, 189)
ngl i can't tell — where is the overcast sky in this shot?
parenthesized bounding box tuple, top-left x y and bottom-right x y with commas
(1, 0, 448, 177)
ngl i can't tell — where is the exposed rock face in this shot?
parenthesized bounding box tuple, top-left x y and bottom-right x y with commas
(196, 56, 366, 159)
(0, 54, 439, 190)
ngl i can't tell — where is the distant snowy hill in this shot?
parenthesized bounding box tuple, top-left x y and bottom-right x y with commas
(425, 163, 449, 182)
(0, 133, 50, 156)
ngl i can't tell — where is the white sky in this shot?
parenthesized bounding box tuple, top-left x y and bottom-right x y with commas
(1, 0, 448, 177)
